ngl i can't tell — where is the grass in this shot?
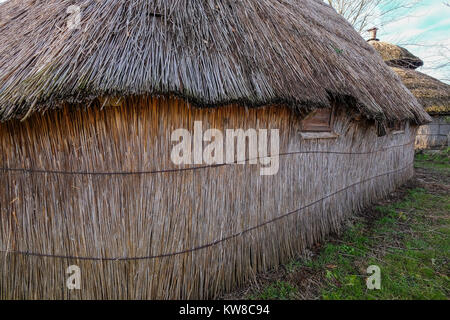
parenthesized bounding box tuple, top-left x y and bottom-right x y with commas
(250, 281, 300, 300)
(319, 187, 449, 300)
(229, 150, 449, 300)
(414, 147, 450, 174)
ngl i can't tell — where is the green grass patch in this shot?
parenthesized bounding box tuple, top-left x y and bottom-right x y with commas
(251, 281, 299, 300)
(319, 187, 449, 300)
(245, 154, 449, 300)
(415, 148, 450, 174)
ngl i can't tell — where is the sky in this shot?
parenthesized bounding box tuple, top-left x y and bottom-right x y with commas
(374, 0, 450, 84)
(0, 0, 448, 83)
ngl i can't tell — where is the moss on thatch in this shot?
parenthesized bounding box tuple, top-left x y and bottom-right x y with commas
(391, 68, 450, 115)
(368, 40, 424, 69)
(0, 0, 430, 124)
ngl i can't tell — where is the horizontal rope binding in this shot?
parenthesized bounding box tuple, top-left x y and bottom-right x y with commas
(0, 161, 414, 261)
(0, 140, 414, 176)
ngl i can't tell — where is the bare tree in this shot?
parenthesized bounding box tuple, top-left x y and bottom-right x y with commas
(326, 0, 449, 83)
(326, 0, 423, 33)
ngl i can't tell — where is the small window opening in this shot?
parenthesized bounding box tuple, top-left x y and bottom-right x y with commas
(300, 108, 338, 140)
(301, 108, 334, 132)
(376, 121, 387, 137)
(387, 120, 406, 134)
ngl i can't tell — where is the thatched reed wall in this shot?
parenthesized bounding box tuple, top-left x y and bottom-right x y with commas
(390, 68, 450, 150)
(415, 116, 450, 150)
(1, 97, 417, 299)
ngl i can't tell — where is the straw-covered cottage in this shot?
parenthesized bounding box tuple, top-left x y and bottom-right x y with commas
(0, 0, 430, 299)
(368, 29, 450, 150)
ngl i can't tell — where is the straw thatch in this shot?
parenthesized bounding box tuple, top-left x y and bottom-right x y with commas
(0, 0, 430, 124)
(368, 40, 424, 69)
(391, 67, 450, 115)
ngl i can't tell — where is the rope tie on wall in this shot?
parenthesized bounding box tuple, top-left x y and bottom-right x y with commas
(0, 140, 414, 176)
(0, 160, 414, 261)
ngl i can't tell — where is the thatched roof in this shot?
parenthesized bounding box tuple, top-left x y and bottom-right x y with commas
(368, 40, 424, 69)
(0, 0, 430, 124)
(392, 67, 450, 115)
(368, 38, 449, 115)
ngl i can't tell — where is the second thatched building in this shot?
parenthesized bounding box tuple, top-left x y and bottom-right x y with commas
(368, 28, 450, 150)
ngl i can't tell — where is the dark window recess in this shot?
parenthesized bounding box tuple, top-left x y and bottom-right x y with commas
(150, 12, 162, 18)
(376, 121, 387, 137)
(301, 108, 334, 132)
(387, 120, 405, 132)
